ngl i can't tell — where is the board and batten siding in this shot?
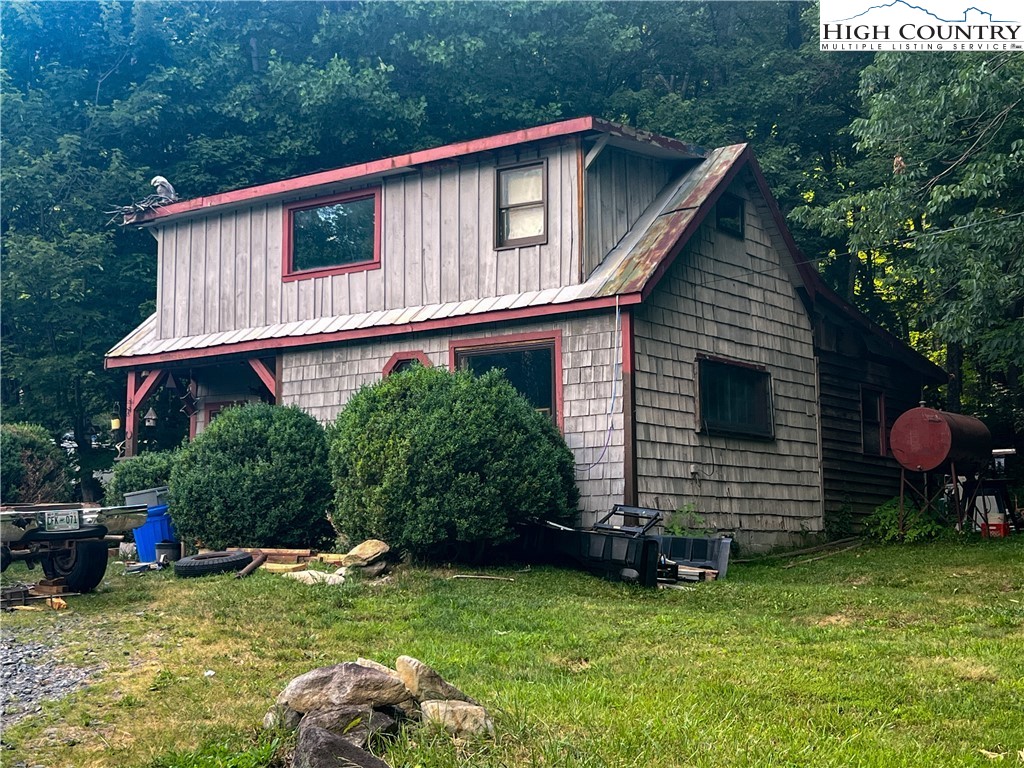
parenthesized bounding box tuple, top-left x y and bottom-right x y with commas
(277, 314, 624, 524)
(584, 147, 676, 279)
(632, 178, 822, 551)
(154, 141, 581, 341)
(815, 317, 927, 532)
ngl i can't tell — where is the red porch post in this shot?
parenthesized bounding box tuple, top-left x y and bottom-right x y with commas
(124, 369, 168, 458)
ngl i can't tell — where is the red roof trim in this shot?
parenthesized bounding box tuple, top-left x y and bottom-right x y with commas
(104, 293, 641, 370)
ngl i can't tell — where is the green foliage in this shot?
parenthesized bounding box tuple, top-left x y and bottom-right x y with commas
(169, 404, 335, 550)
(864, 497, 949, 544)
(104, 450, 177, 506)
(0, 422, 73, 504)
(329, 365, 579, 561)
(663, 503, 712, 537)
(147, 733, 283, 768)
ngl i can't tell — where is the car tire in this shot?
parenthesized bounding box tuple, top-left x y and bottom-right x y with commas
(173, 550, 253, 578)
(42, 540, 110, 593)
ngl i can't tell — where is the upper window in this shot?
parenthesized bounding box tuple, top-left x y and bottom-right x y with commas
(697, 356, 774, 439)
(496, 161, 547, 248)
(716, 192, 744, 239)
(283, 189, 381, 281)
(861, 388, 885, 456)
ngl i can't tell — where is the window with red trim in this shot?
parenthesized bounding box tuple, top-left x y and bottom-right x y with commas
(383, 351, 432, 377)
(455, 342, 556, 422)
(496, 161, 547, 248)
(284, 189, 381, 280)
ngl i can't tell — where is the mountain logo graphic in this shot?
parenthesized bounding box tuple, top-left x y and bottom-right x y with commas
(826, 1, 1016, 24)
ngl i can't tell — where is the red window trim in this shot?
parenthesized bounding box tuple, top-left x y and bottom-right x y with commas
(448, 330, 563, 431)
(202, 399, 250, 430)
(495, 159, 548, 251)
(282, 188, 382, 282)
(383, 350, 432, 377)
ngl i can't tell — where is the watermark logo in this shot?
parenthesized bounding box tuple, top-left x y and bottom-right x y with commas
(819, 0, 1022, 51)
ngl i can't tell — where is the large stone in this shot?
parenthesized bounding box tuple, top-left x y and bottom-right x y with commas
(285, 570, 345, 586)
(350, 560, 388, 579)
(277, 663, 413, 713)
(301, 706, 398, 749)
(394, 656, 476, 705)
(355, 658, 399, 678)
(294, 724, 391, 768)
(339, 539, 390, 567)
(419, 700, 495, 739)
(263, 702, 303, 730)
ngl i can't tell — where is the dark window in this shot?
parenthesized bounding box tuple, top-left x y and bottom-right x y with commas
(456, 343, 555, 420)
(285, 190, 379, 278)
(716, 193, 744, 238)
(496, 162, 546, 248)
(698, 357, 773, 439)
(861, 389, 884, 455)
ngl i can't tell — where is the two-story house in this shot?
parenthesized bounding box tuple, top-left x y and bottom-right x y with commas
(106, 117, 945, 550)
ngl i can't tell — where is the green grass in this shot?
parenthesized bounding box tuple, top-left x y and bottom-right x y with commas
(2, 537, 1022, 767)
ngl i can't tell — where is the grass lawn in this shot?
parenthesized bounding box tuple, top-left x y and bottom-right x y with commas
(1, 537, 1022, 767)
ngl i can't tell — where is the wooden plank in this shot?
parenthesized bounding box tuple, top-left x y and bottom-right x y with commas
(173, 222, 191, 338)
(219, 214, 235, 332)
(204, 215, 219, 335)
(406, 173, 423, 306)
(266, 204, 282, 325)
(384, 178, 405, 310)
(349, 268, 367, 315)
(235, 208, 251, 329)
(421, 168, 441, 305)
(261, 562, 309, 573)
(250, 205, 267, 327)
(458, 162, 479, 301)
(156, 226, 171, 338)
(478, 164, 497, 296)
(439, 166, 459, 303)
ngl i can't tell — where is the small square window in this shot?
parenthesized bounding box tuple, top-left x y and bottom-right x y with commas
(496, 162, 547, 248)
(698, 356, 773, 439)
(861, 388, 885, 455)
(284, 189, 381, 280)
(716, 192, 744, 239)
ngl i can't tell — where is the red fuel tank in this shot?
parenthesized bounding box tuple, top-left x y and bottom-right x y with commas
(889, 407, 991, 472)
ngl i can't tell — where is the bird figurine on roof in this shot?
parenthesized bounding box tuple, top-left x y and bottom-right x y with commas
(151, 175, 179, 202)
(105, 175, 180, 226)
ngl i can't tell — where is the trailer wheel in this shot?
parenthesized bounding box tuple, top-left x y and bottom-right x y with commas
(42, 540, 110, 593)
(173, 550, 252, 578)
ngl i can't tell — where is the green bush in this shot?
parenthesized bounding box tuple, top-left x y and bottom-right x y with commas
(0, 422, 73, 504)
(169, 404, 335, 550)
(105, 450, 178, 506)
(864, 497, 949, 543)
(328, 365, 579, 561)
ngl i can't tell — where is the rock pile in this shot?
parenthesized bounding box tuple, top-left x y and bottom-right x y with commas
(265, 655, 493, 768)
(283, 539, 392, 587)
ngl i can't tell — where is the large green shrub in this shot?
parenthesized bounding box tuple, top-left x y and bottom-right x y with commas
(0, 423, 73, 504)
(329, 365, 579, 561)
(104, 450, 178, 506)
(169, 404, 335, 550)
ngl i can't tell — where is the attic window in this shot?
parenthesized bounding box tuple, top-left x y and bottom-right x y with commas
(496, 161, 547, 248)
(697, 355, 774, 439)
(283, 189, 381, 281)
(716, 192, 744, 239)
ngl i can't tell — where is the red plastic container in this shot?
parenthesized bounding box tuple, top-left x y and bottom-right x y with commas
(981, 522, 1009, 538)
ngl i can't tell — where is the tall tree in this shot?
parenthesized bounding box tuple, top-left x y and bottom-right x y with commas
(793, 53, 1023, 428)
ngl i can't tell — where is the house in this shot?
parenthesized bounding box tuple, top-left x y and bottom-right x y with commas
(105, 117, 945, 551)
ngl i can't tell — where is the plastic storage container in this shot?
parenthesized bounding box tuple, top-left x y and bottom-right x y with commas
(124, 486, 169, 509)
(132, 504, 177, 563)
(654, 535, 733, 578)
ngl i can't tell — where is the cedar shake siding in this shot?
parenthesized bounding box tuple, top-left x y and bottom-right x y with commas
(278, 314, 625, 525)
(155, 140, 584, 341)
(633, 176, 822, 551)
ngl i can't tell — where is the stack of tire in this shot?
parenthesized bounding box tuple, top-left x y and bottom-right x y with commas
(173, 550, 252, 578)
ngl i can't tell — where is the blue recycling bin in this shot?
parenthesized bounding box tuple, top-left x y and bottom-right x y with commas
(132, 504, 177, 563)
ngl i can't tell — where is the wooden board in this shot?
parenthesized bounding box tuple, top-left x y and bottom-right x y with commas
(260, 562, 308, 573)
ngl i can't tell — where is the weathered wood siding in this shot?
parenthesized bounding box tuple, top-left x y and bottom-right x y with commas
(815, 314, 927, 532)
(155, 141, 581, 341)
(584, 147, 675, 279)
(632, 176, 822, 551)
(276, 314, 624, 524)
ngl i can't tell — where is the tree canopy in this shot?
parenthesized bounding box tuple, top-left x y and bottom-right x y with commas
(1, 1, 1020, 483)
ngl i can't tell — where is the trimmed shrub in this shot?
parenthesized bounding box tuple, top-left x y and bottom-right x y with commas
(328, 365, 579, 561)
(169, 404, 335, 550)
(104, 450, 177, 506)
(0, 423, 73, 504)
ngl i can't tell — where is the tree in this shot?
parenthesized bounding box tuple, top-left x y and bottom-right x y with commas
(793, 53, 1023, 427)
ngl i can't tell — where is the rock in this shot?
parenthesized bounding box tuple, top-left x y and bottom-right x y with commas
(350, 560, 388, 579)
(284, 571, 345, 586)
(419, 700, 495, 739)
(355, 658, 399, 677)
(339, 539, 390, 567)
(294, 724, 392, 768)
(394, 655, 476, 705)
(263, 703, 303, 730)
(277, 663, 414, 713)
(301, 706, 398, 748)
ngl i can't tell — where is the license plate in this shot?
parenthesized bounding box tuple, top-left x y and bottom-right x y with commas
(44, 510, 80, 532)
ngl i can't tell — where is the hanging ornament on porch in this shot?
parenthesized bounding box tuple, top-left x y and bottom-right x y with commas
(111, 402, 122, 431)
(143, 407, 158, 428)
